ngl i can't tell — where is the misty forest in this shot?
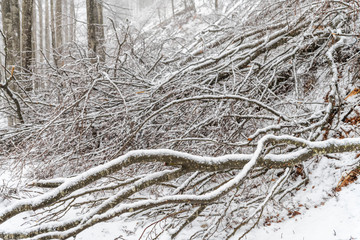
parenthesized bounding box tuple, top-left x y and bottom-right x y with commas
(1, 0, 360, 239)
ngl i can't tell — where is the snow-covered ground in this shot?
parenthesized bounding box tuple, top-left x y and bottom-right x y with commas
(1, 139, 359, 240)
(72, 179, 360, 240)
(246, 179, 360, 240)
(238, 153, 360, 240)
(71, 153, 360, 240)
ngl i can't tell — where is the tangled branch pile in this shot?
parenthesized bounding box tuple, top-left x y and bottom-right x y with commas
(1, 0, 360, 239)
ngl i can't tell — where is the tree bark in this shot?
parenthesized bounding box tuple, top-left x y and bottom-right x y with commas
(86, 0, 98, 62)
(86, 0, 105, 63)
(21, 0, 34, 74)
(97, 0, 105, 62)
(55, 0, 63, 66)
(1, 0, 22, 126)
(50, 0, 58, 67)
(63, 0, 69, 44)
(69, 0, 76, 42)
(38, 0, 44, 62)
(44, 0, 50, 60)
(32, 0, 37, 71)
(1, 0, 21, 69)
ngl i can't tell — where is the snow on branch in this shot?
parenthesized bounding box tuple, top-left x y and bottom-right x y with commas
(1, 135, 360, 239)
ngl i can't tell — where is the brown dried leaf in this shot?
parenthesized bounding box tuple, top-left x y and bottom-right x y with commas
(345, 88, 360, 100)
(335, 167, 360, 192)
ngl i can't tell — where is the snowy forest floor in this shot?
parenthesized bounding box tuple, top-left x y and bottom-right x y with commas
(1, 107, 358, 240)
(73, 178, 360, 240)
(71, 153, 360, 240)
(247, 182, 360, 240)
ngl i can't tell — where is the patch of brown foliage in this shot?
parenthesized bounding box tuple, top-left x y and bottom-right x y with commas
(335, 166, 360, 192)
(344, 116, 360, 125)
(345, 88, 360, 100)
(288, 210, 301, 218)
(264, 214, 285, 226)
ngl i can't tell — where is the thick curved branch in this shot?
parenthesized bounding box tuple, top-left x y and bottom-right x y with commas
(1, 135, 360, 239)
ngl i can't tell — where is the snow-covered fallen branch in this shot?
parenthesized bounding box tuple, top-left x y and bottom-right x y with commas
(1, 135, 360, 239)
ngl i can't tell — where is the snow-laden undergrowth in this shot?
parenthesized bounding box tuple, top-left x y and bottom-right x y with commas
(73, 153, 360, 240)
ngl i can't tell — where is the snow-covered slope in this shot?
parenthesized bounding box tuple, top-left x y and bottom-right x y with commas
(63, 153, 360, 240)
(72, 179, 360, 240)
(247, 179, 360, 240)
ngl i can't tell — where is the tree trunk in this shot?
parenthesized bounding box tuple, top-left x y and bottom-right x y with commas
(55, 0, 63, 66)
(215, 0, 218, 11)
(97, 1, 105, 62)
(69, 0, 76, 42)
(1, 0, 21, 126)
(63, 0, 69, 44)
(1, 0, 21, 70)
(51, 0, 58, 67)
(45, 0, 50, 60)
(86, 0, 98, 62)
(21, 0, 34, 74)
(32, 0, 37, 70)
(38, 0, 44, 62)
(32, 0, 40, 90)
(86, 0, 105, 63)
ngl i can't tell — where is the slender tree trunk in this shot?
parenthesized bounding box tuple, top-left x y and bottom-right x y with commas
(86, 0, 98, 62)
(22, 0, 34, 74)
(36, 0, 45, 90)
(45, 0, 51, 60)
(69, 0, 76, 42)
(1, 0, 21, 126)
(55, 0, 63, 66)
(32, 0, 39, 90)
(63, 0, 69, 44)
(97, 0, 105, 62)
(1, 0, 21, 70)
(86, 0, 105, 63)
(51, 0, 58, 66)
(55, 0, 62, 49)
(38, 0, 44, 62)
(215, 0, 218, 11)
(32, 0, 37, 71)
